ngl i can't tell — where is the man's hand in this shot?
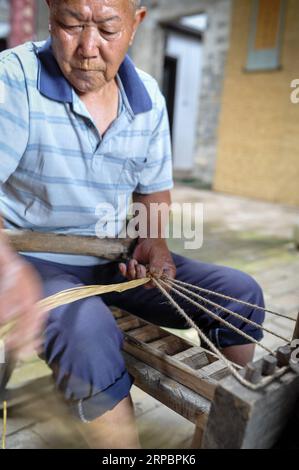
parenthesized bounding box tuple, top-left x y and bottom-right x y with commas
(0, 235, 44, 358)
(118, 238, 176, 289)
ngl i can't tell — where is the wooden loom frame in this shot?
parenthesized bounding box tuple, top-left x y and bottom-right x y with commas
(1, 230, 299, 448)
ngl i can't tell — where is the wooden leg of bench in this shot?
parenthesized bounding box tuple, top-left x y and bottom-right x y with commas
(191, 426, 204, 449)
(190, 414, 207, 449)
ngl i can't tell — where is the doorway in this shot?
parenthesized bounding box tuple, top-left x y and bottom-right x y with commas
(162, 15, 206, 173)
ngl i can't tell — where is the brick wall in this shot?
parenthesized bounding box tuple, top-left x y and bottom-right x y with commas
(214, 0, 299, 206)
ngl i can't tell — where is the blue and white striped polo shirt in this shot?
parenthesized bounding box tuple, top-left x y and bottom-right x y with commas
(0, 38, 173, 265)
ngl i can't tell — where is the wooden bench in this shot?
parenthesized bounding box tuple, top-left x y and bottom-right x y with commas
(113, 307, 228, 447)
(1, 307, 299, 448)
(0, 229, 227, 447)
(1, 231, 299, 448)
(0, 307, 222, 448)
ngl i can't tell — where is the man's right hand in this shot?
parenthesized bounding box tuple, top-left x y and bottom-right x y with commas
(0, 234, 44, 358)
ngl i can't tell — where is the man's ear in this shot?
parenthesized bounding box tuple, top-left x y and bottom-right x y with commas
(129, 7, 147, 46)
(135, 6, 147, 24)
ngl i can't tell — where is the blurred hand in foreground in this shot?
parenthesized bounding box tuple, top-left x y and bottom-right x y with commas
(0, 233, 44, 359)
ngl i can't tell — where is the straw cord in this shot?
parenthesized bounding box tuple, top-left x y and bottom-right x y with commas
(1, 401, 6, 450)
(158, 278, 273, 354)
(167, 277, 296, 322)
(153, 278, 288, 391)
(164, 278, 290, 343)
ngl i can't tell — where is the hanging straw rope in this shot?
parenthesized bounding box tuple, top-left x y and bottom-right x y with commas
(1, 401, 6, 450)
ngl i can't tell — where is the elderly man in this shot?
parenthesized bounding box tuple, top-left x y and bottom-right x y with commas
(0, 0, 265, 448)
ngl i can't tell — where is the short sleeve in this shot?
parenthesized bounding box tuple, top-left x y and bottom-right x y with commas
(0, 51, 29, 184)
(134, 94, 174, 194)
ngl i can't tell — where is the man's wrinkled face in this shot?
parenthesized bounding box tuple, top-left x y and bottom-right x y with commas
(47, 0, 145, 94)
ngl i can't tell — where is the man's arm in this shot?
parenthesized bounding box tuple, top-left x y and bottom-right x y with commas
(118, 190, 176, 288)
(0, 51, 45, 357)
(0, 216, 44, 357)
(133, 189, 171, 237)
(118, 79, 175, 287)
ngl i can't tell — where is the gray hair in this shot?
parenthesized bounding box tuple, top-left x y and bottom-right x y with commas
(131, 0, 141, 9)
(50, 0, 142, 10)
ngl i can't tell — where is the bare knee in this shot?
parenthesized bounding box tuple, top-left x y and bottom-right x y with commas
(222, 343, 255, 367)
(79, 395, 141, 449)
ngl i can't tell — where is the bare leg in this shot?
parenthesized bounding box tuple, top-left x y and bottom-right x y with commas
(77, 394, 141, 449)
(222, 343, 255, 367)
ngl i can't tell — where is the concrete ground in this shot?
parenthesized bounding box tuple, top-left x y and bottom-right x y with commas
(1, 184, 299, 449)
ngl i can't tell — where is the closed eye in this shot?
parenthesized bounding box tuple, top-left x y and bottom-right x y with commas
(59, 22, 83, 31)
(66, 25, 83, 30)
(101, 30, 118, 36)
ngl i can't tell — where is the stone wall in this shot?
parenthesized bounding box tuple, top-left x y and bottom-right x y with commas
(0, 0, 49, 40)
(36, 0, 49, 41)
(131, 0, 232, 184)
(0, 0, 9, 22)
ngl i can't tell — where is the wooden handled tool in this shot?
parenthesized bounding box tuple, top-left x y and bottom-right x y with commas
(3, 230, 137, 262)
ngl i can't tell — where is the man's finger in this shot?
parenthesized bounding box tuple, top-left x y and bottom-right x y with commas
(161, 266, 176, 280)
(149, 265, 163, 278)
(128, 259, 138, 280)
(136, 264, 147, 279)
(118, 263, 127, 277)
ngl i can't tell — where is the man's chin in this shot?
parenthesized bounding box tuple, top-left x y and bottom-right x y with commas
(68, 74, 106, 94)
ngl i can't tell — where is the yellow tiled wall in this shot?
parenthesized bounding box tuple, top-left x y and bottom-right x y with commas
(214, 0, 299, 206)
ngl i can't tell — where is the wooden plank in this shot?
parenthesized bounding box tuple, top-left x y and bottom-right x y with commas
(123, 334, 218, 400)
(255, 0, 282, 50)
(149, 336, 191, 355)
(123, 351, 210, 424)
(117, 317, 143, 331)
(112, 308, 130, 320)
(200, 360, 230, 380)
(173, 347, 210, 369)
(115, 311, 221, 364)
(202, 368, 299, 449)
(113, 310, 229, 400)
(129, 325, 169, 343)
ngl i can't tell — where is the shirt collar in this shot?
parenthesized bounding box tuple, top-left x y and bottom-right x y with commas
(36, 38, 152, 115)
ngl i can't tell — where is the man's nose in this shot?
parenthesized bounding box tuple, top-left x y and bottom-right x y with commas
(77, 26, 101, 58)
